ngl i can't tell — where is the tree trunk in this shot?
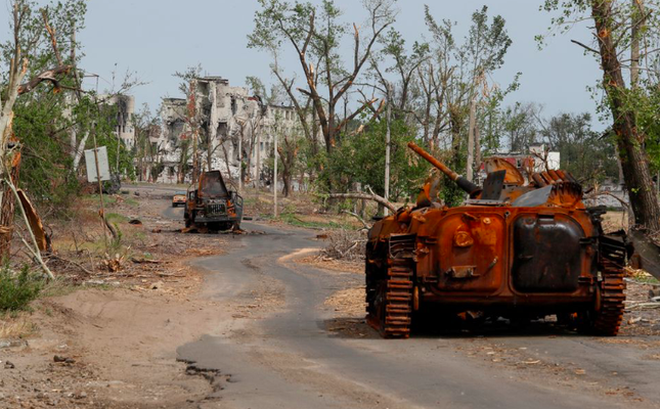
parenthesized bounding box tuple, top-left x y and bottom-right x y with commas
(592, 0, 660, 231)
(282, 169, 291, 197)
(0, 150, 21, 259)
(631, 0, 645, 88)
(466, 99, 477, 182)
(475, 124, 481, 180)
(449, 105, 463, 169)
(384, 82, 392, 216)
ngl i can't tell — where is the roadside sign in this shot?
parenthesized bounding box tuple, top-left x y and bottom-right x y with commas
(84, 146, 111, 182)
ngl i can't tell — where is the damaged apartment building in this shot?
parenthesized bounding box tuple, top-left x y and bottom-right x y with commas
(102, 94, 136, 149)
(154, 76, 300, 184)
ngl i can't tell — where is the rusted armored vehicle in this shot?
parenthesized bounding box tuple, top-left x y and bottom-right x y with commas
(366, 142, 629, 338)
(184, 170, 243, 231)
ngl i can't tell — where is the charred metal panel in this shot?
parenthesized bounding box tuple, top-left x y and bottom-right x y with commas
(434, 213, 505, 293)
(512, 215, 584, 293)
(481, 170, 506, 201)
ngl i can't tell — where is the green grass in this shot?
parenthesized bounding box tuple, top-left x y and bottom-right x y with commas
(41, 278, 79, 298)
(83, 194, 118, 206)
(106, 212, 128, 224)
(634, 275, 660, 285)
(277, 212, 350, 230)
(0, 266, 44, 312)
(123, 198, 139, 207)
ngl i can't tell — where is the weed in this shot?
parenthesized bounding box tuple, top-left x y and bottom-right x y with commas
(84, 194, 117, 207)
(278, 211, 348, 229)
(123, 198, 139, 207)
(0, 265, 44, 312)
(106, 213, 129, 224)
(42, 278, 78, 298)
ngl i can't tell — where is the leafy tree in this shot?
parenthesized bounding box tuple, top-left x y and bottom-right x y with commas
(541, 112, 619, 185)
(542, 0, 660, 231)
(423, 5, 514, 173)
(503, 102, 540, 152)
(323, 118, 429, 202)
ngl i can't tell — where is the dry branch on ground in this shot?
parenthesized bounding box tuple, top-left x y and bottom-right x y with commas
(318, 229, 367, 262)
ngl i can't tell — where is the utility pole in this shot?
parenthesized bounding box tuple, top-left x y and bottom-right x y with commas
(384, 82, 392, 216)
(238, 125, 243, 194)
(91, 123, 107, 249)
(273, 126, 278, 218)
(255, 127, 261, 190)
(474, 125, 481, 182)
(466, 98, 477, 182)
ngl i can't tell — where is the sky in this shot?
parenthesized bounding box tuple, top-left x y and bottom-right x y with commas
(1, 0, 603, 125)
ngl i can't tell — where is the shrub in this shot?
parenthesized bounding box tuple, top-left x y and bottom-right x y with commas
(0, 266, 44, 312)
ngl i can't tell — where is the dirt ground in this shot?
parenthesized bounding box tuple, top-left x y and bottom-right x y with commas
(0, 189, 243, 408)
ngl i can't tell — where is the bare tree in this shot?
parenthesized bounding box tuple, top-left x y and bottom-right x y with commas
(248, 0, 397, 153)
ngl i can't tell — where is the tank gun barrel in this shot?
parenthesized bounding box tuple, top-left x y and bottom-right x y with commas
(407, 142, 480, 195)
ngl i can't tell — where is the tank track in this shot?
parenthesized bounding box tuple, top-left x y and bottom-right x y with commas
(367, 235, 415, 339)
(592, 234, 627, 336)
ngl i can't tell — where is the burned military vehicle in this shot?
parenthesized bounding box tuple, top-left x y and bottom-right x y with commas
(366, 142, 629, 338)
(184, 170, 243, 231)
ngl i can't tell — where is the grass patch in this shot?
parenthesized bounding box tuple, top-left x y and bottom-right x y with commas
(83, 194, 117, 207)
(0, 266, 45, 312)
(278, 212, 349, 230)
(124, 198, 139, 207)
(634, 275, 660, 285)
(106, 212, 128, 224)
(41, 278, 79, 298)
(0, 314, 37, 339)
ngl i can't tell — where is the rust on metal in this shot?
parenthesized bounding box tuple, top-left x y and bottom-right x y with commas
(184, 170, 243, 232)
(366, 144, 629, 339)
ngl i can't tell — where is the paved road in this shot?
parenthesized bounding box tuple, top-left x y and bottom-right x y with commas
(174, 221, 660, 409)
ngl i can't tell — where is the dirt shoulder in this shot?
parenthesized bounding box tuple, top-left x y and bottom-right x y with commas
(0, 187, 238, 408)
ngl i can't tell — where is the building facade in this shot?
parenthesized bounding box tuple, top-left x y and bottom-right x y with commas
(152, 77, 301, 184)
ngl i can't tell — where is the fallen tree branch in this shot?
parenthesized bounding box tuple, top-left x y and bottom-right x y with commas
(341, 210, 370, 230)
(627, 302, 660, 311)
(326, 192, 396, 213)
(585, 191, 631, 210)
(6, 178, 54, 280)
(47, 254, 93, 275)
(100, 210, 118, 239)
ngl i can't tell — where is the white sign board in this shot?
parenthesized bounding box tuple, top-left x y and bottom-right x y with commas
(84, 146, 111, 183)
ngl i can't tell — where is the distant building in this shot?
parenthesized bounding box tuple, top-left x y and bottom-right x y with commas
(100, 94, 136, 149)
(151, 77, 303, 184)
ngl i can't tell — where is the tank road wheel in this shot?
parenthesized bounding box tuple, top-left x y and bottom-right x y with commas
(366, 235, 415, 339)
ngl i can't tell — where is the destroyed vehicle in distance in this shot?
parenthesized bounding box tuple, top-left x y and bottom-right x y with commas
(184, 170, 243, 231)
(172, 191, 187, 207)
(365, 142, 630, 339)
